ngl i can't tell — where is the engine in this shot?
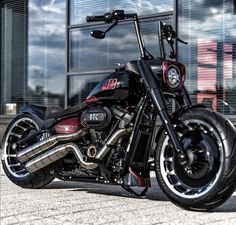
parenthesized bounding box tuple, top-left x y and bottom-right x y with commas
(54, 107, 113, 134)
(54, 105, 133, 180)
(81, 107, 112, 130)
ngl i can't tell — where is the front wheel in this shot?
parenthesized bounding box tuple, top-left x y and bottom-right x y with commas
(155, 108, 236, 211)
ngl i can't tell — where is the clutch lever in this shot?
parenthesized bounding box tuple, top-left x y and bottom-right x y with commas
(177, 37, 188, 45)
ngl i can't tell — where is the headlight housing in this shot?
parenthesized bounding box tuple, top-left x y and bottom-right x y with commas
(162, 61, 186, 90)
(166, 66, 181, 89)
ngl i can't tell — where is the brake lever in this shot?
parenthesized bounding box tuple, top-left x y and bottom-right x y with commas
(176, 37, 188, 45)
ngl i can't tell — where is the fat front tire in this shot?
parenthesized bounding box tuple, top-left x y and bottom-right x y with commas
(155, 108, 236, 211)
(1, 113, 54, 188)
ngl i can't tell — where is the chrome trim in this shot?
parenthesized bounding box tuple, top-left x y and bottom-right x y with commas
(17, 129, 87, 163)
(25, 128, 132, 173)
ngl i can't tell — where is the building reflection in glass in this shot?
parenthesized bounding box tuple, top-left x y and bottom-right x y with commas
(27, 0, 65, 108)
(178, 0, 236, 114)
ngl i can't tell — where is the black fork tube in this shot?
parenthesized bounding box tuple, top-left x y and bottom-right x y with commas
(179, 86, 192, 107)
(133, 17, 146, 58)
(137, 59, 185, 155)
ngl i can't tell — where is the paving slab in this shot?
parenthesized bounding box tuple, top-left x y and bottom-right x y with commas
(0, 170, 235, 225)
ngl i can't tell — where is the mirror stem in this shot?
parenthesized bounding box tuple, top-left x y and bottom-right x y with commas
(103, 20, 118, 35)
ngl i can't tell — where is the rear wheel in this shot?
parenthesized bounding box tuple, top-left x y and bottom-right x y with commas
(1, 113, 54, 188)
(155, 108, 236, 210)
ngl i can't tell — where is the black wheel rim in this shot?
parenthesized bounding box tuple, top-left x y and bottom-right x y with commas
(159, 119, 224, 199)
(2, 117, 39, 178)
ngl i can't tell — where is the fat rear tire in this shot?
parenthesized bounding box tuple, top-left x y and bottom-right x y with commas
(1, 113, 54, 188)
(155, 108, 236, 211)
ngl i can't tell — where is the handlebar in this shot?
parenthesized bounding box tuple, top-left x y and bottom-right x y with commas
(86, 10, 137, 23)
(86, 15, 105, 22)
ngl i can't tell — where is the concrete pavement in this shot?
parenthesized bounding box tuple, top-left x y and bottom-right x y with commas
(1, 170, 236, 225)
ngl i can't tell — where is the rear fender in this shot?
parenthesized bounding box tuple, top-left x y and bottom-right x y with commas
(20, 106, 45, 128)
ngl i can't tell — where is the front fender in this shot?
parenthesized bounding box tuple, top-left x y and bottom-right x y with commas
(155, 104, 206, 143)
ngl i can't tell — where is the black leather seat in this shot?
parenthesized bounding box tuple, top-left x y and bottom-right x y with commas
(45, 102, 88, 119)
(125, 60, 140, 76)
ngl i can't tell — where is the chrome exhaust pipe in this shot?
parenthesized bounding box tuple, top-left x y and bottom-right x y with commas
(17, 129, 87, 163)
(25, 143, 95, 173)
(25, 128, 131, 173)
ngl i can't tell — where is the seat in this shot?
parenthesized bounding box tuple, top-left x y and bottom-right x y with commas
(45, 102, 88, 119)
(28, 104, 63, 119)
(125, 60, 140, 76)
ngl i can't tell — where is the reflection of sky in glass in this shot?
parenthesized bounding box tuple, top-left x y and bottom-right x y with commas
(28, 0, 65, 94)
(70, 0, 173, 25)
(69, 74, 108, 106)
(178, 0, 236, 113)
(69, 16, 173, 72)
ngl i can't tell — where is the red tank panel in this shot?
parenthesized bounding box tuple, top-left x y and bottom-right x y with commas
(55, 117, 81, 134)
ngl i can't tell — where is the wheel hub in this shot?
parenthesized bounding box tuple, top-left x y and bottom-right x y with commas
(159, 119, 223, 199)
(175, 131, 220, 187)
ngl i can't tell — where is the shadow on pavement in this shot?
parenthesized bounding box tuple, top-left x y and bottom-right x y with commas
(46, 178, 236, 211)
(46, 178, 169, 201)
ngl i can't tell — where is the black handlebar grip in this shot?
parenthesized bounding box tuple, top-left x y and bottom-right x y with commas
(86, 15, 105, 23)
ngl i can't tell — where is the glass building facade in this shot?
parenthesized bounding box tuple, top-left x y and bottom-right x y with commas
(0, 0, 236, 119)
(178, 0, 236, 115)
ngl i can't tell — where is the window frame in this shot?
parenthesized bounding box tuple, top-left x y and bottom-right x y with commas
(65, 0, 175, 108)
(176, 0, 236, 121)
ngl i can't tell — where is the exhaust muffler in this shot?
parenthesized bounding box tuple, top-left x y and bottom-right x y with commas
(24, 128, 131, 173)
(17, 129, 87, 163)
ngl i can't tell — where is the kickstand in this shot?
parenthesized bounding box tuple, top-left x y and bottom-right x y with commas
(121, 184, 148, 197)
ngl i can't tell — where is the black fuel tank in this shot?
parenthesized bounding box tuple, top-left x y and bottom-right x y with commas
(86, 71, 129, 104)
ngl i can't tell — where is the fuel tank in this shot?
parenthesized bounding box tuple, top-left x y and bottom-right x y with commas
(86, 70, 143, 105)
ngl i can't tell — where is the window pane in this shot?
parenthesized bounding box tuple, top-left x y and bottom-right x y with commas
(0, 0, 66, 115)
(70, 0, 173, 25)
(178, 0, 236, 115)
(27, 0, 65, 108)
(1, 0, 28, 115)
(69, 16, 173, 73)
(68, 74, 108, 106)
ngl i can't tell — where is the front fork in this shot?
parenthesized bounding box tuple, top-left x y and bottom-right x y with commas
(138, 59, 191, 165)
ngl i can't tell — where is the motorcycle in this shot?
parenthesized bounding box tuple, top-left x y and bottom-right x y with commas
(2, 10, 236, 211)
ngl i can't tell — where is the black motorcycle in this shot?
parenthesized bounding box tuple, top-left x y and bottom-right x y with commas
(2, 10, 236, 211)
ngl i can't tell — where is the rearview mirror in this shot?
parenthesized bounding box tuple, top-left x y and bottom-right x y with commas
(90, 30, 105, 39)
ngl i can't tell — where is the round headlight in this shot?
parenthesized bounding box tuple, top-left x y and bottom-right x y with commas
(166, 66, 181, 89)
(162, 61, 186, 90)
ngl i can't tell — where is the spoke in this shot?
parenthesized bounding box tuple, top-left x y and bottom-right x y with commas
(197, 188, 203, 193)
(10, 133, 22, 139)
(16, 168, 27, 174)
(184, 188, 191, 194)
(23, 120, 34, 128)
(173, 182, 182, 187)
(16, 124, 27, 131)
(167, 170, 176, 176)
(7, 154, 17, 158)
(10, 163, 21, 167)
(164, 157, 173, 162)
